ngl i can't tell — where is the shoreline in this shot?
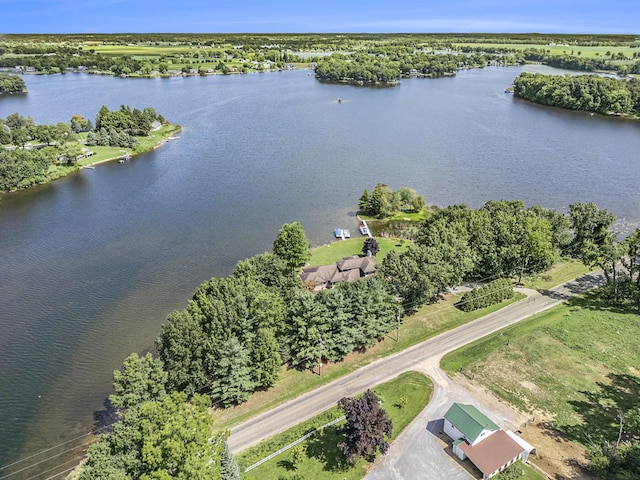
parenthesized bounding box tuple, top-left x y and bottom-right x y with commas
(1, 123, 182, 194)
(79, 124, 182, 169)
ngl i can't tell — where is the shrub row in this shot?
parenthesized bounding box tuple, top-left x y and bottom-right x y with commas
(457, 278, 514, 312)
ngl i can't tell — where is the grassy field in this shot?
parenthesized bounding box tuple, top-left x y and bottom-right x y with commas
(308, 237, 411, 266)
(238, 371, 432, 480)
(497, 462, 545, 480)
(453, 42, 637, 60)
(441, 291, 640, 444)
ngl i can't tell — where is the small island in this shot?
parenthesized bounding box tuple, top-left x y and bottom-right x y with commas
(0, 106, 180, 193)
(0, 73, 26, 94)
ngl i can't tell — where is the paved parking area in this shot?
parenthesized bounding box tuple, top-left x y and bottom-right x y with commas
(364, 361, 527, 480)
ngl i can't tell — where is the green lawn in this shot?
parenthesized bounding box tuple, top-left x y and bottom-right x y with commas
(520, 258, 591, 291)
(496, 462, 545, 480)
(441, 291, 640, 444)
(239, 371, 432, 480)
(76, 124, 181, 166)
(308, 237, 411, 266)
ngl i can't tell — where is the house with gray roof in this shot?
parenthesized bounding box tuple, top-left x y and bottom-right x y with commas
(300, 255, 376, 290)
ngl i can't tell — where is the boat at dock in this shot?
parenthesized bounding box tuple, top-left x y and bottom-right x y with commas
(359, 220, 372, 237)
(334, 228, 350, 240)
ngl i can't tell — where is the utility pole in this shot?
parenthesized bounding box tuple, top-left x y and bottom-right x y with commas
(396, 308, 401, 342)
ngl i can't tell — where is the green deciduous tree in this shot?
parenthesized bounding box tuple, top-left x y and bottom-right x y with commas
(79, 392, 225, 480)
(380, 246, 435, 310)
(110, 352, 167, 410)
(569, 202, 617, 256)
(273, 222, 311, 271)
(250, 328, 281, 388)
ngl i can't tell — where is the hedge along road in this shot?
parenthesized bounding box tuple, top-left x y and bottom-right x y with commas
(228, 271, 605, 453)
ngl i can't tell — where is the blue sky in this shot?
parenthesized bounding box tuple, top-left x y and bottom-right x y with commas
(1, 0, 639, 34)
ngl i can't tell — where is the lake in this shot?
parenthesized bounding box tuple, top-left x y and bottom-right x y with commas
(1, 66, 639, 477)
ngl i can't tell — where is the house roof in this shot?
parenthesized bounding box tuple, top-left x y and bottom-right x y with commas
(444, 403, 499, 443)
(301, 255, 377, 287)
(300, 264, 338, 284)
(458, 430, 525, 478)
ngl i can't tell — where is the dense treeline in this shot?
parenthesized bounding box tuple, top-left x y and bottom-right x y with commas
(314, 54, 402, 83)
(457, 279, 514, 312)
(78, 392, 227, 480)
(0, 113, 73, 190)
(513, 72, 640, 115)
(520, 50, 640, 75)
(3, 33, 636, 50)
(380, 200, 562, 310)
(0, 106, 167, 192)
(0, 74, 25, 93)
(88, 105, 164, 147)
(156, 251, 398, 408)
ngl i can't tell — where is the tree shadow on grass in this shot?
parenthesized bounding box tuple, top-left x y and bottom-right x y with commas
(561, 289, 635, 315)
(276, 459, 296, 471)
(305, 427, 349, 473)
(556, 372, 640, 445)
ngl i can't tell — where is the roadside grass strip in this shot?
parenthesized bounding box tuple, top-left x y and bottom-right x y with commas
(244, 415, 346, 472)
(239, 371, 432, 480)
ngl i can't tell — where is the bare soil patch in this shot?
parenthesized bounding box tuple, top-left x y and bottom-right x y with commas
(452, 373, 596, 480)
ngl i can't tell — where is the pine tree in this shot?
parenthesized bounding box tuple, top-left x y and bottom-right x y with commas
(211, 336, 256, 407)
(221, 441, 241, 480)
(358, 189, 371, 214)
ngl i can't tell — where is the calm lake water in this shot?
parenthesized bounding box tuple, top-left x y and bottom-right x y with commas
(1, 66, 639, 477)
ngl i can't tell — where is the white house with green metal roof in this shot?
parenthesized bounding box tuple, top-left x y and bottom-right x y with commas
(443, 402, 499, 447)
(443, 403, 534, 479)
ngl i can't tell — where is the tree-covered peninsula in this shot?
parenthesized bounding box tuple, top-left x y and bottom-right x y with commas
(0, 106, 178, 192)
(74, 187, 640, 477)
(513, 72, 640, 116)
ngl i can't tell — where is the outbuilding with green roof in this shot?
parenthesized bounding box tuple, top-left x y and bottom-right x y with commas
(443, 402, 499, 446)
